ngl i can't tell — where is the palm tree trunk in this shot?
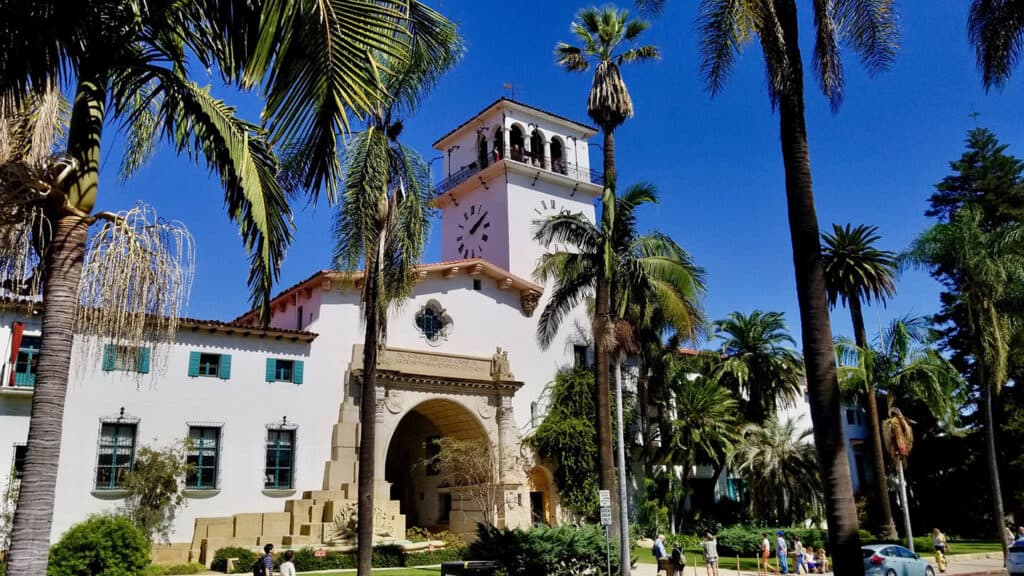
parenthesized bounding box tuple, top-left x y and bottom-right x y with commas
(357, 255, 382, 576)
(981, 376, 1008, 561)
(895, 459, 913, 552)
(7, 214, 90, 575)
(595, 272, 616, 533)
(614, 358, 631, 576)
(775, 3, 862, 575)
(849, 299, 897, 540)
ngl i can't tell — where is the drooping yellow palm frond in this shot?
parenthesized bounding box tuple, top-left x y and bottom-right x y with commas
(882, 408, 914, 463)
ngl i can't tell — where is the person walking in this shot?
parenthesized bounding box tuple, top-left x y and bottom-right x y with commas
(671, 542, 686, 576)
(932, 528, 948, 573)
(776, 531, 789, 574)
(255, 543, 274, 576)
(654, 534, 669, 576)
(701, 532, 719, 576)
(278, 550, 296, 576)
(760, 533, 771, 576)
(793, 536, 806, 575)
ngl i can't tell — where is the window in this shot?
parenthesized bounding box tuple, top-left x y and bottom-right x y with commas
(296, 305, 304, 330)
(414, 300, 451, 345)
(188, 352, 231, 379)
(845, 409, 856, 425)
(438, 492, 452, 523)
(96, 422, 137, 490)
(573, 345, 588, 369)
(14, 335, 40, 387)
(472, 279, 482, 291)
(12, 445, 26, 480)
(265, 358, 304, 384)
(265, 428, 295, 489)
(186, 426, 220, 490)
(101, 344, 151, 373)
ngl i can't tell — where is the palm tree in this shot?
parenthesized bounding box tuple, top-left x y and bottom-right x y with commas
(712, 311, 804, 424)
(0, 2, 440, 572)
(822, 223, 899, 539)
(554, 7, 659, 530)
(882, 408, 915, 551)
(534, 182, 705, 551)
(660, 373, 739, 524)
(332, 11, 461, 574)
(904, 206, 1024, 559)
(729, 417, 823, 526)
(968, 0, 1024, 89)
(635, 0, 900, 567)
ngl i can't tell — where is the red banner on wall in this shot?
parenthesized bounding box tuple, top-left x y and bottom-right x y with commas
(9, 321, 23, 387)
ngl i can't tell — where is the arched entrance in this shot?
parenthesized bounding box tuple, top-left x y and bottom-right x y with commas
(384, 399, 489, 531)
(527, 466, 555, 526)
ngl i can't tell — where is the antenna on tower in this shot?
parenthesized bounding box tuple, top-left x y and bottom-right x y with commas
(502, 82, 516, 100)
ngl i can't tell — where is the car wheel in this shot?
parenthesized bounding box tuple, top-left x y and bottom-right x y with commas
(926, 566, 936, 576)
(886, 569, 898, 576)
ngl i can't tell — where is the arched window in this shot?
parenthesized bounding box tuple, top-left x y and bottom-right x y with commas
(530, 130, 545, 168)
(493, 127, 505, 159)
(510, 125, 525, 161)
(477, 136, 489, 169)
(550, 138, 566, 174)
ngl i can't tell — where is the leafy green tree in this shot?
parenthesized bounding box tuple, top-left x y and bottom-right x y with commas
(729, 417, 823, 526)
(905, 206, 1024, 559)
(555, 9, 659, 544)
(927, 128, 1024, 227)
(821, 223, 899, 539)
(712, 310, 804, 424)
(528, 368, 601, 518)
(120, 441, 193, 543)
(637, 0, 900, 566)
(331, 10, 461, 573)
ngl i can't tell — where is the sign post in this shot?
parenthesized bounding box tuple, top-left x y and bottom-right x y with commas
(599, 490, 612, 576)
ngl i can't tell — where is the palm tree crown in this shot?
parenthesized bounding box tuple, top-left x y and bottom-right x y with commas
(968, 0, 1024, 89)
(712, 310, 804, 424)
(556, 6, 660, 131)
(821, 223, 898, 311)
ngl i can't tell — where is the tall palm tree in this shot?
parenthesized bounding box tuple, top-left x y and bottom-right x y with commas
(0, 2, 440, 572)
(712, 311, 804, 424)
(332, 11, 461, 574)
(637, 0, 900, 568)
(882, 408, 915, 551)
(555, 7, 659, 530)
(729, 417, 824, 526)
(968, 0, 1024, 89)
(822, 223, 899, 539)
(904, 206, 1024, 559)
(534, 182, 705, 548)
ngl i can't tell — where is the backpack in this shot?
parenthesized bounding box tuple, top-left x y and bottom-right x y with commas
(672, 547, 684, 565)
(652, 542, 660, 558)
(252, 555, 265, 576)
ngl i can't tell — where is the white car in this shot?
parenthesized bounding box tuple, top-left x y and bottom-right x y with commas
(1008, 541, 1024, 576)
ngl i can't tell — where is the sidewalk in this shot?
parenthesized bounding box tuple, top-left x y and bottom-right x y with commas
(632, 555, 1007, 576)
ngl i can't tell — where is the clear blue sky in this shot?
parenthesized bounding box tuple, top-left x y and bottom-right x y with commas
(98, 1, 1024, 347)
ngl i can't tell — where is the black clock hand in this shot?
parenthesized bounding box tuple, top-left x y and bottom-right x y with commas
(469, 211, 488, 235)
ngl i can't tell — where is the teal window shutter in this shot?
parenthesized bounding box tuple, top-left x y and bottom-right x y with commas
(218, 354, 232, 379)
(265, 358, 277, 382)
(292, 361, 304, 385)
(136, 347, 151, 374)
(102, 345, 116, 371)
(187, 352, 200, 377)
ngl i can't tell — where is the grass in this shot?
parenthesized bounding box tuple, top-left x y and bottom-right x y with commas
(298, 569, 439, 576)
(942, 541, 1003, 555)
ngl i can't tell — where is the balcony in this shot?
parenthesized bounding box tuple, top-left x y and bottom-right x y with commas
(434, 155, 604, 197)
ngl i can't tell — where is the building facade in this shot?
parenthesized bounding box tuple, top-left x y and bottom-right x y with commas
(0, 99, 604, 564)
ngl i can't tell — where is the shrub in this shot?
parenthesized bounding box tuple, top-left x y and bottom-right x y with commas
(371, 544, 405, 568)
(469, 523, 619, 576)
(406, 547, 465, 566)
(48, 515, 150, 576)
(141, 563, 208, 576)
(715, 526, 829, 556)
(210, 546, 258, 573)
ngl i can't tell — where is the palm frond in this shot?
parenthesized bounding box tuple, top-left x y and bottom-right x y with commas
(832, 0, 899, 76)
(698, 0, 757, 96)
(811, 0, 845, 110)
(969, 0, 1024, 89)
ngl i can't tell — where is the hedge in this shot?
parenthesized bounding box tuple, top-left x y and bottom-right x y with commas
(213, 545, 467, 573)
(468, 523, 620, 576)
(715, 526, 830, 556)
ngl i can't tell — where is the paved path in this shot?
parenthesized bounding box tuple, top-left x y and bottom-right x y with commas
(631, 555, 1008, 576)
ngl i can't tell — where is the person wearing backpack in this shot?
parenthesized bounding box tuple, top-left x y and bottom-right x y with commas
(254, 543, 275, 576)
(670, 542, 686, 576)
(653, 534, 668, 576)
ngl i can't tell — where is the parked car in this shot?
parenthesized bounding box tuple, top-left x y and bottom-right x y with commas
(863, 544, 935, 576)
(1008, 540, 1024, 576)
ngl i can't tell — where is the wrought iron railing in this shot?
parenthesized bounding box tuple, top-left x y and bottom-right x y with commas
(434, 156, 603, 196)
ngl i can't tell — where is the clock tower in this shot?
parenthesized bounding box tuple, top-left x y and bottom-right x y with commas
(432, 98, 603, 280)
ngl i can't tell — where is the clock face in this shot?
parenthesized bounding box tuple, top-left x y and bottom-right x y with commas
(533, 199, 569, 250)
(456, 203, 490, 259)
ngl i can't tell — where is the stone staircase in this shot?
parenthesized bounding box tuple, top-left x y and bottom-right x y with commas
(189, 395, 405, 567)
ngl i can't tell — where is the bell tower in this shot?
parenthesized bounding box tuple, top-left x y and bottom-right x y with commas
(432, 98, 603, 280)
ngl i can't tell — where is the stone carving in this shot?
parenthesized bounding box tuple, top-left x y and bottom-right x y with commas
(520, 291, 540, 317)
(504, 489, 520, 510)
(374, 504, 395, 536)
(496, 406, 514, 426)
(332, 501, 359, 539)
(477, 398, 496, 420)
(375, 388, 386, 423)
(383, 390, 403, 414)
(490, 347, 513, 381)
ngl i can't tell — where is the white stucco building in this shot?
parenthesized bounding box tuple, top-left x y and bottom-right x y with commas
(0, 99, 606, 565)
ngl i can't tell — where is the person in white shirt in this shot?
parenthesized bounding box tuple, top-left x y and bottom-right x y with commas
(279, 550, 296, 576)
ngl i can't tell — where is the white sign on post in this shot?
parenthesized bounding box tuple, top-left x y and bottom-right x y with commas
(599, 506, 613, 526)
(598, 489, 611, 507)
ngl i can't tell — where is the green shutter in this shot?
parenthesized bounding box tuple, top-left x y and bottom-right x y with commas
(102, 345, 116, 371)
(218, 354, 232, 379)
(136, 347, 151, 374)
(187, 352, 200, 377)
(292, 360, 304, 385)
(265, 358, 277, 382)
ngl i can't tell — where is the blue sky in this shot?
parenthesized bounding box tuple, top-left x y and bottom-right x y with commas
(98, 1, 1024, 347)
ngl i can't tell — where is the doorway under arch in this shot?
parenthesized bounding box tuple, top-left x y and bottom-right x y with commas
(384, 398, 489, 531)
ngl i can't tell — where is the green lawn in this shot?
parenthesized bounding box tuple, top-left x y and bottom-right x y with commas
(941, 541, 1003, 555)
(296, 568, 440, 576)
